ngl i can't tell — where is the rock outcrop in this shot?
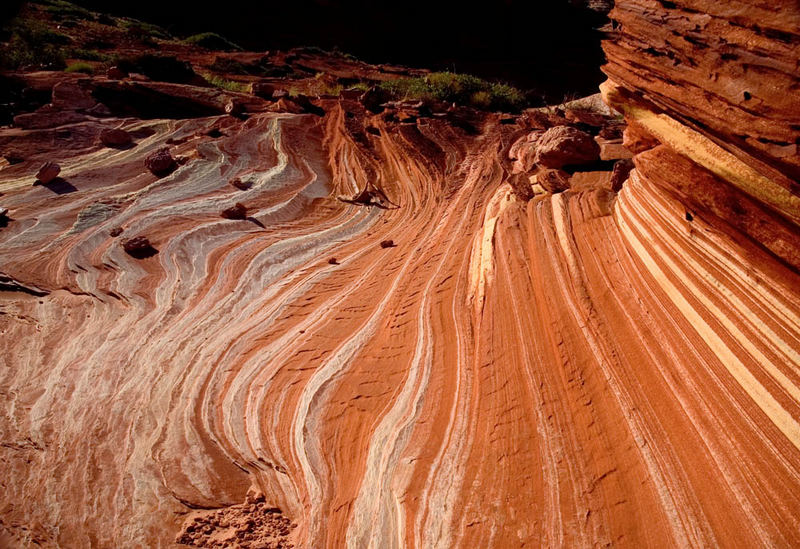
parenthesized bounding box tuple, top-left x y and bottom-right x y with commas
(0, 2, 798, 548)
(534, 125, 600, 168)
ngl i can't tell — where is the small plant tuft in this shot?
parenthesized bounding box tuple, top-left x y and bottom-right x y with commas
(118, 18, 172, 40)
(378, 72, 527, 112)
(64, 61, 93, 74)
(202, 73, 250, 93)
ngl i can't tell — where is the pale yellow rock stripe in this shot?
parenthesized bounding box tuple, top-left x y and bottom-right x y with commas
(616, 181, 800, 450)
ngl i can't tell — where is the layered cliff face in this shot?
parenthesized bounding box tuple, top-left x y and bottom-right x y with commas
(602, 0, 800, 269)
(1, 2, 800, 548)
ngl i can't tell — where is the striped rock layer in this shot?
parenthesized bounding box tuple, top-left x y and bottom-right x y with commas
(1, 4, 800, 549)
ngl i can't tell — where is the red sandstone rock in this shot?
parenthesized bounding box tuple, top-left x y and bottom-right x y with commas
(106, 66, 127, 80)
(597, 137, 633, 161)
(535, 168, 571, 193)
(35, 161, 60, 184)
(610, 158, 634, 191)
(534, 125, 600, 168)
(1, 10, 800, 549)
(144, 147, 176, 176)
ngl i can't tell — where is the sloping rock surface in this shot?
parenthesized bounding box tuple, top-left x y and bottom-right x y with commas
(1, 2, 799, 547)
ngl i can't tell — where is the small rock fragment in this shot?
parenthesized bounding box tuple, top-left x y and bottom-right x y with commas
(380, 239, 394, 248)
(221, 202, 247, 220)
(0, 207, 8, 218)
(229, 177, 251, 191)
(328, 257, 338, 265)
(144, 147, 176, 176)
(99, 128, 132, 148)
(35, 162, 60, 184)
(225, 99, 242, 116)
(106, 66, 128, 79)
(109, 227, 123, 237)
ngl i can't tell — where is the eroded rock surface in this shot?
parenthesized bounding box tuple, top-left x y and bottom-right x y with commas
(0, 1, 799, 547)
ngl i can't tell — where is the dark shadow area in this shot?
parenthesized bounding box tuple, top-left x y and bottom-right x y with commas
(71, 0, 610, 102)
(125, 245, 159, 259)
(564, 159, 618, 174)
(129, 127, 157, 140)
(246, 216, 265, 229)
(91, 83, 223, 120)
(38, 177, 77, 194)
(105, 141, 136, 151)
(0, 215, 10, 228)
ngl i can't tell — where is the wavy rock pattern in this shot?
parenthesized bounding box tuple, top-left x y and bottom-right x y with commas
(2, 2, 800, 547)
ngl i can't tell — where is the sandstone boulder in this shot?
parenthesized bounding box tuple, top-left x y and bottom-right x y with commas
(144, 147, 176, 176)
(122, 236, 156, 257)
(534, 126, 600, 169)
(221, 202, 247, 220)
(229, 178, 251, 191)
(35, 162, 60, 184)
(509, 131, 544, 173)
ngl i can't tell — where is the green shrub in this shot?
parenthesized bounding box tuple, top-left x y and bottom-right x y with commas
(0, 18, 67, 70)
(202, 73, 250, 93)
(378, 72, 527, 112)
(37, 0, 95, 20)
(116, 54, 196, 83)
(64, 61, 93, 73)
(68, 48, 114, 63)
(118, 18, 172, 40)
(184, 32, 242, 51)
